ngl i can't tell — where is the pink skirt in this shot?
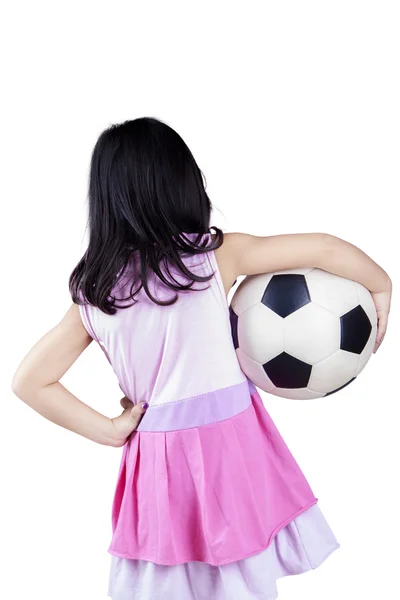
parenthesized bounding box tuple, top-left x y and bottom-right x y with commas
(106, 378, 339, 598)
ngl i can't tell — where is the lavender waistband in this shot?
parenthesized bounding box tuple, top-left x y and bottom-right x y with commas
(135, 377, 257, 432)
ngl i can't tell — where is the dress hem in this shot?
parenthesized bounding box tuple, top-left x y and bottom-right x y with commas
(106, 542, 341, 600)
(261, 541, 340, 600)
(107, 496, 319, 566)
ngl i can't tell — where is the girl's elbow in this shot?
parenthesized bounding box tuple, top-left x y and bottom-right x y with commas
(11, 375, 34, 399)
(11, 376, 26, 397)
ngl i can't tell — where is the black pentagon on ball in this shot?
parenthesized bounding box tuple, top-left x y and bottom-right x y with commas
(229, 306, 239, 349)
(261, 274, 311, 318)
(325, 377, 356, 396)
(263, 352, 312, 388)
(340, 305, 372, 354)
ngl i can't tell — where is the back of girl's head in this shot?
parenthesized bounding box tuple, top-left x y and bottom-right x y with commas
(69, 116, 223, 314)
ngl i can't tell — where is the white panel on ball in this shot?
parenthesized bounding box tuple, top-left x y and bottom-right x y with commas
(356, 283, 378, 327)
(271, 267, 314, 276)
(236, 348, 276, 393)
(231, 273, 273, 316)
(270, 387, 322, 400)
(305, 269, 360, 316)
(283, 303, 341, 364)
(308, 349, 359, 393)
(238, 303, 284, 364)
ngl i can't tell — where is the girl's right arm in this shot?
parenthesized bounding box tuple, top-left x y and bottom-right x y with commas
(224, 232, 392, 353)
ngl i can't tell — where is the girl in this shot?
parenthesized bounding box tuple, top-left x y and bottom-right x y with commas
(11, 117, 392, 600)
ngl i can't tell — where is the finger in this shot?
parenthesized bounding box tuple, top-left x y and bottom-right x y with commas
(373, 329, 381, 353)
(128, 402, 148, 428)
(120, 396, 134, 409)
(377, 314, 388, 343)
(373, 318, 387, 353)
(378, 313, 388, 338)
(374, 333, 385, 352)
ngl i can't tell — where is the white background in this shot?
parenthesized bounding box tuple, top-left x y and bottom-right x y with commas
(2, 1, 399, 599)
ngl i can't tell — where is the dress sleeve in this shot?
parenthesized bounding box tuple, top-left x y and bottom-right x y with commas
(77, 289, 113, 366)
(77, 289, 97, 341)
(78, 301, 95, 340)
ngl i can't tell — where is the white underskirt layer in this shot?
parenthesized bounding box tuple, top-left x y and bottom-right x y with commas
(107, 502, 340, 600)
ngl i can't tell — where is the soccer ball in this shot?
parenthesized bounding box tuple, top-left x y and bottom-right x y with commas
(229, 268, 378, 399)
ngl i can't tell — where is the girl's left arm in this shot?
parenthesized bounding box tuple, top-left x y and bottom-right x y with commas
(11, 303, 121, 446)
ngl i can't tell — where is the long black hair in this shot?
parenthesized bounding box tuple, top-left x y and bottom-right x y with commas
(69, 117, 224, 315)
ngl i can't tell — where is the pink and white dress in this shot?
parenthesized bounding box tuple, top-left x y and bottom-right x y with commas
(78, 232, 340, 600)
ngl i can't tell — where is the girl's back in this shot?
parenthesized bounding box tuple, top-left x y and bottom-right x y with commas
(78, 230, 340, 599)
(79, 232, 245, 410)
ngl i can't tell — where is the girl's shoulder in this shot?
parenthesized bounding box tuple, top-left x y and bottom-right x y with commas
(210, 231, 237, 297)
